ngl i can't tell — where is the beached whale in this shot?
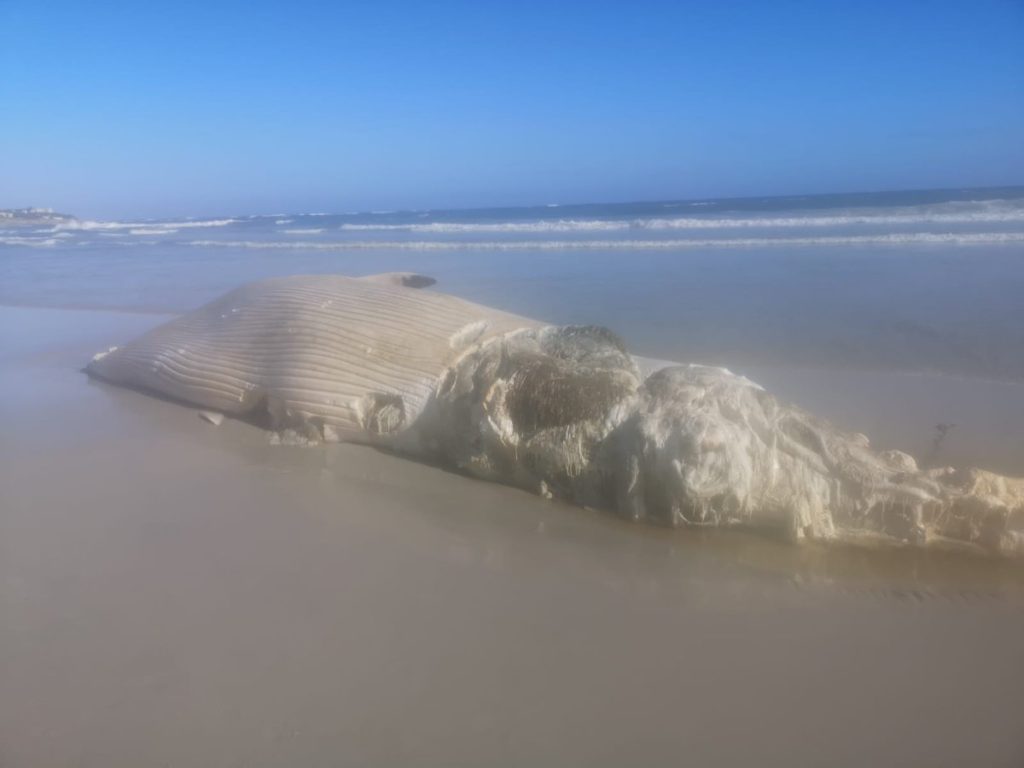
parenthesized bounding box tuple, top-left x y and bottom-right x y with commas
(87, 273, 1024, 554)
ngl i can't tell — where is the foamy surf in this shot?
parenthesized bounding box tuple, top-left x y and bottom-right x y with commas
(5, 191, 1023, 253)
(53, 218, 239, 232)
(183, 231, 1024, 251)
(336, 200, 1024, 233)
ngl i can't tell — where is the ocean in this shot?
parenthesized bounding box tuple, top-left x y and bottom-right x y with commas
(3, 185, 1024, 384)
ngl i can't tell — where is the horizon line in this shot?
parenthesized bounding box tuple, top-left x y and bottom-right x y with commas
(5, 182, 1024, 223)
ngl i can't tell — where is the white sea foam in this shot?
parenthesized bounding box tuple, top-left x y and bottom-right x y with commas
(13, 198, 1024, 251)
(338, 219, 628, 233)
(336, 201, 1024, 234)
(185, 231, 1024, 251)
(55, 218, 238, 232)
(0, 236, 60, 247)
(639, 205, 1024, 229)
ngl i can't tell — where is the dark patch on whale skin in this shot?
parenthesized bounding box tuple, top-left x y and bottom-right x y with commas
(499, 325, 634, 436)
(395, 274, 436, 288)
(504, 325, 637, 434)
(505, 358, 636, 434)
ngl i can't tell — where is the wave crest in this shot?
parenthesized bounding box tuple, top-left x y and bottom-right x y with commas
(183, 231, 1024, 251)
(337, 201, 1024, 234)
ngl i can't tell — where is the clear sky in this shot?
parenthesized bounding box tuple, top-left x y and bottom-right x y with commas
(1, 0, 1022, 218)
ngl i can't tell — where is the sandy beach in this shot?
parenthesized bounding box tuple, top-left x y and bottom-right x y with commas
(2, 304, 1023, 767)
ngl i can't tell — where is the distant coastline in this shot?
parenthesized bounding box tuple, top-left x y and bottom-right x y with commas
(4, 185, 1023, 228)
(0, 207, 76, 226)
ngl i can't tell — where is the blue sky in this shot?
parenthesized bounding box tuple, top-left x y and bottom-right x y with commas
(1, 0, 1022, 218)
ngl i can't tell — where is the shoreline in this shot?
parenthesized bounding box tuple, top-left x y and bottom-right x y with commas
(6, 298, 1023, 386)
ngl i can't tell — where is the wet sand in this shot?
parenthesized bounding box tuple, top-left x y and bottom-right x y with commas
(2, 306, 1024, 767)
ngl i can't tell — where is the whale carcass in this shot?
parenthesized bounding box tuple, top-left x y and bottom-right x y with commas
(87, 273, 1024, 554)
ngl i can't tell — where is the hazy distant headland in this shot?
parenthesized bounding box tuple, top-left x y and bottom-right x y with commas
(0, 207, 77, 226)
(4, 185, 1024, 229)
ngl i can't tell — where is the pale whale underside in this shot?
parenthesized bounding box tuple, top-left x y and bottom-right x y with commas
(88, 273, 539, 440)
(88, 273, 1024, 554)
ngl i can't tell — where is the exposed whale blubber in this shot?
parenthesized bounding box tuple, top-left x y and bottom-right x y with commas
(87, 273, 1024, 554)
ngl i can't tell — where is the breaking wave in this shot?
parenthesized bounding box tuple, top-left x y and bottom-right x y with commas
(5, 194, 1022, 252)
(54, 218, 239, 232)
(185, 231, 1024, 251)
(337, 200, 1024, 233)
(0, 235, 60, 247)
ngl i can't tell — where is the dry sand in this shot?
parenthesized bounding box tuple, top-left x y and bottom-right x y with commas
(2, 305, 1023, 767)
